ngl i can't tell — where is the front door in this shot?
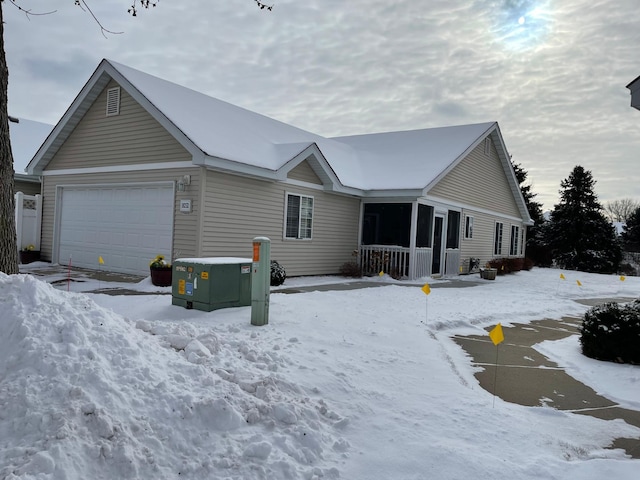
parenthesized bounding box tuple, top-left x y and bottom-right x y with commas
(432, 215, 444, 275)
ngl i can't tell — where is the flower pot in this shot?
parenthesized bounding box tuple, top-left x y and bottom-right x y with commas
(20, 250, 41, 264)
(480, 268, 497, 280)
(150, 266, 172, 287)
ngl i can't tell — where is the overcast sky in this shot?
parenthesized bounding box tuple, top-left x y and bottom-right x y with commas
(4, 0, 639, 210)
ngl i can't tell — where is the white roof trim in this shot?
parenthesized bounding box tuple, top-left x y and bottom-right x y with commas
(42, 161, 194, 176)
(424, 194, 530, 225)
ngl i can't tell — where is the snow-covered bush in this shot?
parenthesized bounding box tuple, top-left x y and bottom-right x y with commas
(579, 300, 640, 364)
(270, 260, 286, 286)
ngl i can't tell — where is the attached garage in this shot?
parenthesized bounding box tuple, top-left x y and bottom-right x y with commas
(54, 184, 174, 275)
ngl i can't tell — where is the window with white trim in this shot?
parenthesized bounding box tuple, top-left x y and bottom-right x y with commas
(464, 215, 474, 239)
(510, 225, 520, 256)
(494, 222, 503, 255)
(285, 193, 314, 239)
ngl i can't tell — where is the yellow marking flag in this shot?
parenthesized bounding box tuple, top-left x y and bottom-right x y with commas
(559, 273, 565, 280)
(620, 276, 626, 282)
(489, 323, 504, 346)
(98, 256, 104, 265)
(576, 280, 582, 287)
(422, 283, 431, 295)
(379, 271, 385, 277)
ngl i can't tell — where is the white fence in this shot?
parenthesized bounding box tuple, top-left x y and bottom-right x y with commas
(14, 192, 42, 254)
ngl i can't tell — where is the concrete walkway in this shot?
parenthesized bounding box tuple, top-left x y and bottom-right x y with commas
(453, 313, 640, 459)
(20, 263, 484, 295)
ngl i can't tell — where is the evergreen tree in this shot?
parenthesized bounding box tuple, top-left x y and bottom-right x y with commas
(511, 162, 549, 264)
(621, 206, 640, 252)
(544, 166, 621, 273)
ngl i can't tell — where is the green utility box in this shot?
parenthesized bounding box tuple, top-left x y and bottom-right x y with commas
(172, 257, 252, 312)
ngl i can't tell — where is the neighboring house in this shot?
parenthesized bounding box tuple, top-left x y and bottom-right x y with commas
(9, 117, 52, 195)
(627, 75, 640, 111)
(28, 59, 532, 278)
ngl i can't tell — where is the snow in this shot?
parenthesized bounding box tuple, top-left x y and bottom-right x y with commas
(8, 118, 53, 173)
(106, 60, 496, 191)
(331, 122, 496, 190)
(176, 257, 252, 265)
(1, 267, 639, 479)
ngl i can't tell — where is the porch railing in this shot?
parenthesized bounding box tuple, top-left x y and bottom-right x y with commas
(444, 249, 461, 276)
(360, 245, 460, 279)
(414, 248, 433, 279)
(359, 245, 410, 278)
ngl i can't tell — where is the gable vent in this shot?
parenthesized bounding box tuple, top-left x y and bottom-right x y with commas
(106, 87, 121, 116)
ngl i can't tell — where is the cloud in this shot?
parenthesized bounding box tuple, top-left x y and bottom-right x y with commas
(4, 0, 640, 209)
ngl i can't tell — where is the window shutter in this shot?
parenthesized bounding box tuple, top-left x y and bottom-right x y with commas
(106, 87, 121, 116)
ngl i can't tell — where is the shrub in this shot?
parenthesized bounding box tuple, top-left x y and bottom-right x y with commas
(339, 261, 362, 278)
(579, 300, 640, 364)
(270, 260, 286, 286)
(487, 257, 526, 274)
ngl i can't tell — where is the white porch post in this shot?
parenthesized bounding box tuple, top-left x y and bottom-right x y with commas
(408, 201, 418, 279)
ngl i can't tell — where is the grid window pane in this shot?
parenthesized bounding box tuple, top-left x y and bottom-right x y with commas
(286, 195, 300, 238)
(286, 194, 313, 239)
(494, 222, 503, 255)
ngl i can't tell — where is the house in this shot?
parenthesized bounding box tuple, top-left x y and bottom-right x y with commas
(28, 59, 532, 279)
(627, 75, 640, 111)
(9, 117, 51, 195)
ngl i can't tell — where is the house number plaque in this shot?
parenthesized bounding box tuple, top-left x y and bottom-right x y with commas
(180, 199, 192, 213)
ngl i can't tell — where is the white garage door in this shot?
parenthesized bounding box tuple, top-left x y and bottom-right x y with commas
(57, 184, 174, 275)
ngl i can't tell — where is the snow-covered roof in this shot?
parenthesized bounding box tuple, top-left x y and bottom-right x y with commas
(332, 123, 495, 190)
(9, 118, 52, 174)
(28, 58, 528, 223)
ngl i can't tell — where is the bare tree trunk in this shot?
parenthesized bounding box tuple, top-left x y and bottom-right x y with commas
(0, 2, 20, 274)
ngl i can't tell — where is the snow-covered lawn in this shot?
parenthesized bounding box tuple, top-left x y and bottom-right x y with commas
(1, 268, 639, 479)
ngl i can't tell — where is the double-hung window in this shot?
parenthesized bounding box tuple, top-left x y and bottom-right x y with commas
(285, 193, 314, 239)
(510, 225, 520, 256)
(494, 222, 503, 255)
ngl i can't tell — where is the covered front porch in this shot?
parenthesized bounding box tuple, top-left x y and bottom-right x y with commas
(358, 202, 462, 280)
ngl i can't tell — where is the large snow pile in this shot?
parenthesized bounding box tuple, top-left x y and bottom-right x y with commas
(2, 268, 640, 479)
(0, 274, 347, 479)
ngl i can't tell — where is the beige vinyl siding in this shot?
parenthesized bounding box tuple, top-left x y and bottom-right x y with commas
(47, 80, 191, 170)
(459, 209, 525, 267)
(429, 141, 521, 218)
(201, 170, 360, 276)
(40, 168, 200, 263)
(287, 160, 323, 185)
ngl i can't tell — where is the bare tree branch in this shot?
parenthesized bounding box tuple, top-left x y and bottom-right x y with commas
(74, 1, 123, 37)
(7, 0, 56, 18)
(605, 198, 640, 223)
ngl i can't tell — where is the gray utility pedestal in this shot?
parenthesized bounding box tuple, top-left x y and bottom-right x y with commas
(172, 257, 252, 312)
